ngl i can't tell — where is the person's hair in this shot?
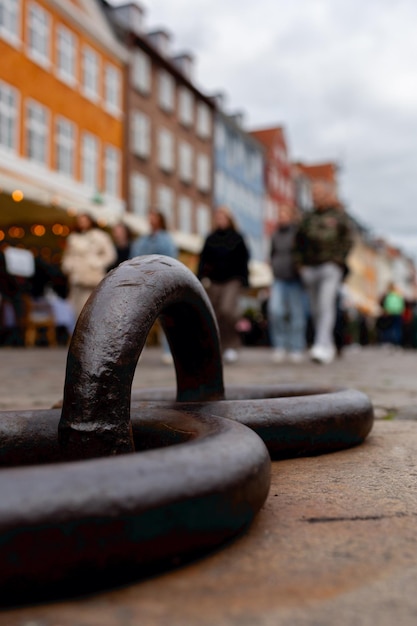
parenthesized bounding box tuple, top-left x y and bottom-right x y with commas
(113, 221, 134, 242)
(150, 210, 167, 231)
(73, 212, 97, 232)
(215, 205, 238, 231)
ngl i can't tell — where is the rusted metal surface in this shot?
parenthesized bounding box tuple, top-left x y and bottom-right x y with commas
(0, 408, 270, 604)
(59, 255, 225, 460)
(0, 255, 374, 606)
(132, 384, 374, 458)
(0, 257, 270, 605)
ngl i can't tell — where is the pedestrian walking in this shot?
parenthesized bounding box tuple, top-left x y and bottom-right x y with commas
(107, 221, 134, 272)
(268, 206, 307, 363)
(61, 213, 117, 319)
(378, 282, 405, 346)
(294, 186, 353, 364)
(130, 210, 178, 364)
(198, 206, 250, 364)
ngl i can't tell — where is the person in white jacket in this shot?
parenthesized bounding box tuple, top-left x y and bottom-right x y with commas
(61, 213, 116, 319)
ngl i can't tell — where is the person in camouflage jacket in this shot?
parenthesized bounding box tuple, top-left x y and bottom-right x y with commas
(294, 188, 353, 364)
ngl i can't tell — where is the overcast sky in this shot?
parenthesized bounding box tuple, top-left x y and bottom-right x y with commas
(111, 0, 417, 261)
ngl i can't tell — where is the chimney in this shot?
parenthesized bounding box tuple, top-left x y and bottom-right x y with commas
(171, 52, 194, 81)
(109, 1, 145, 37)
(147, 29, 171, 56)
(228, 111, 245, 128)
(208, 91, 227, 111)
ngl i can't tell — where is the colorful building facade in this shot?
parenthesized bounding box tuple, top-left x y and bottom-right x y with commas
(213, 109, 265, 262)
(0, 0, 127, 261)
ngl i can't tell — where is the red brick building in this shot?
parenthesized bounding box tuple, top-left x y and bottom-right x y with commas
(249, 126, 295, 240)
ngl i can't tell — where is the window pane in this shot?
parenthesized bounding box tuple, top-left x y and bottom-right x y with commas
(0, 80, 17, 150)
(26, 100, 48, 165)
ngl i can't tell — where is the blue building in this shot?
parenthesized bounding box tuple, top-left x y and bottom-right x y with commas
(213, 109, 265, 262)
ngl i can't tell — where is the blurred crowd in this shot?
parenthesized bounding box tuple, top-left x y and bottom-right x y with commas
(1, 193, 414, 364)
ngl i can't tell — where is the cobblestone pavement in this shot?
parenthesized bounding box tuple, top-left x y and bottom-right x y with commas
(0, 343, 416, 418)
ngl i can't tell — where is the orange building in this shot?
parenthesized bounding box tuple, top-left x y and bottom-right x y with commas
(0, 0, 127, 262)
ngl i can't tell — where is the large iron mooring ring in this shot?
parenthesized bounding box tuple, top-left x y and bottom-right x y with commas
(0, 255, 373, 605)
(0, 256, 271, 603)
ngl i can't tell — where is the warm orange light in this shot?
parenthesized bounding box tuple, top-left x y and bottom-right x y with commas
(52, 223, 64, 235)
(8, 226, 25, 238)
(0, 230, 4, 241)
(12, 189, 24, 202)
(31, 224, 46, 237)
(61, 225, 70, 236)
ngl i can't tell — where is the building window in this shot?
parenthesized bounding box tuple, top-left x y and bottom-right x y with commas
(158, 127, 174, 172)
(196, 153, 210, 192)
(81, 132, 99, 190)
(132, 110, 150, 159)
(214, 120, 226, 150)
(27, 2, 50, 68)
(82, 45, 99, 102)
(178, 141, 193, 184)
(196, 203, 211, 236)
(196, 103, 211, 139)
(104, 145, 120, 197)
(0, 0, 20, 46)
(132, 50, 151, 95)
(104, 64, 121, 115)
(56, 25, 77, 86)
(26, 99, 48, 165)
(0, 80, 18, 151)
(178, 196, 192, 233)
(55, 116, 75, 177)
(158, 70, 174, 112)
(131, 172, 150, 218)
(157, 184, 174, 224)
(178, 87, 193, 127)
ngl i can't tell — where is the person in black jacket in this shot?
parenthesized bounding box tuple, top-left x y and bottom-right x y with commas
(198, 206, 250, 363)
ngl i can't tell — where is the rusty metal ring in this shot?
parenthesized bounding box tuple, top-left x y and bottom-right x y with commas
(0, 256, 271, 603)
(132, 384, 374, 458)
(0, 407, 270, 603)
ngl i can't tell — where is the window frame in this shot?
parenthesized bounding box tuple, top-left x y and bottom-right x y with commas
(56, 24, 77, 87)
(55, 115, 75, 178)
(0, 0, 21, 47)
(27, 1, 51, 69)
(132, 49, 151, 95)
(131, 171, 150, 219)
(158, 70, 174, 112)
(26, 98, 49, 166)
(104, 144, 120, 198)
(104, 63, 122, 116)
(0, 79, 18, 151)
(81, 131, 99, 191)
(132, 109, 151, 159)
(158, 126, 174, 173)
(82, 44, 100, 103)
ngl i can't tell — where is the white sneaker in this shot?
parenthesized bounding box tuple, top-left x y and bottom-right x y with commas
(309, 345, 335, 364)
(271, 348, 287, 363)
(288, 351, 305, 364)
(223, 348, 238, 363)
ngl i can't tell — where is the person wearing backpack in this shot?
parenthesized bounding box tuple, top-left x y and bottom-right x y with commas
(379, 282, 405, 346)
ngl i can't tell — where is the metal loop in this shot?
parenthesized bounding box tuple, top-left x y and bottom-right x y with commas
(59, 255, 225, 460)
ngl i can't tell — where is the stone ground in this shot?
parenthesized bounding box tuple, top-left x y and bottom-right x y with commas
(1, 344, 417, 625)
